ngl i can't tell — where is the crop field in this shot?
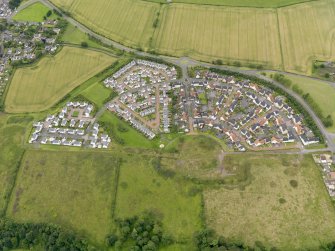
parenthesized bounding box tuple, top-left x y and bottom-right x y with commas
(115, 154, 202, 243)
(282, 74, 335, 132)
(145, 0, 313, 8)
(5, 47, 115, 113)
(13, 2, 56, 22)
(51, 0, 160, 49)
(153, 4, 282, 68)
(6, 150, 119, 245)
(278, 0, 335, 74)
(0, 114, 30, 216)
(204, 154, 335, 250)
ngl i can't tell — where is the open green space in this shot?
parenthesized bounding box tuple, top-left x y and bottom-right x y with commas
(80, 81, 113, 109)
(60, 23, 105, 49)
(115, 154, 202, 245)
(5, 46, 116, 113)
(281, 74, 335, 132)
(99, 111, 157, 149)
(13, 2, 57, 22)
(6, 150, 119, 246)
(144, 0, 313, 8)
(162, 135, 223, 181)
(0, 114, 29, 216)
(204, 154, 335, 250)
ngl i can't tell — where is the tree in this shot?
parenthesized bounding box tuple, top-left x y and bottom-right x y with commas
(81, 42, 88, 48)
(46, 10, 52, 17)
(325, 73, 330, 78)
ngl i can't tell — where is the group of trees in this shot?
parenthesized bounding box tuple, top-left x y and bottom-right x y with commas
(194, 228, 276, 251)
(106, 215, 172, 250)
(273, 73, 333, 128)
(0, 218, 91, 250)
(8, 0, 22, 10)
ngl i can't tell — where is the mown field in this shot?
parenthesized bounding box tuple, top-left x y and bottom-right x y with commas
(153, 4, 282, 68)
(204, 154, 335, 250)
(6, 150, 119, 246)
(13, 2, 56, 22)
(5, 46, 115, 113)
(0, 114, 31, 216)
(278, 0, 335, 74)
(52, 0, 160, 49)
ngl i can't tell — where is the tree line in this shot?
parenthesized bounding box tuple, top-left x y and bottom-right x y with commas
(272, 73, 333, 128)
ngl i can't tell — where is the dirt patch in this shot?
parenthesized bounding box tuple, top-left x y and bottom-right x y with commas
(12, 187, 24, 214)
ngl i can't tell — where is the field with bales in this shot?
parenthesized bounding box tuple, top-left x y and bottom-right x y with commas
(5, 46, 115, 113)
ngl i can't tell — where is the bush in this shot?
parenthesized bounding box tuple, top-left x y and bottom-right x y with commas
(81, 41, 88, 48)
(290, 180, 298, 188)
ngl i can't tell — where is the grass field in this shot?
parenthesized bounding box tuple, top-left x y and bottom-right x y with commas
(5, 46, 116, 113)
(0, 114, 29, 216)
(162, 135, 223, 180)
(13, 2, 56, 22)
(144, 0, 313, 8)
(99, 111, 157, 149)
(80, 82, 112, 108)
(52, 0, 160, 49)
(204, 154, 335, 250)
(6, 150, 119, 246)
(278, 0, 335, 74)
(281, 74, 335, 132)
(115, 154, 202, 243)
(153, 4, 282, 68)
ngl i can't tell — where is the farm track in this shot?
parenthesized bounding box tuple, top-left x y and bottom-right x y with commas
(12, 0, 335, 153)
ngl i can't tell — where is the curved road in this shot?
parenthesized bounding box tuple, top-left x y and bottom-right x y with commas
(13, 0, 335, 153)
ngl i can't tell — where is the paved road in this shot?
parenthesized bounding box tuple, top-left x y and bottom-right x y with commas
(14, 0, 335, 153)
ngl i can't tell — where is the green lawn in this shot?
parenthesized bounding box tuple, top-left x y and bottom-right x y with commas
(115, 155, 202, 245)
(99, 111, 157, 149)
(13, 2, 57, 22)
(0, 114, 29, 216)
(283, 74, 335, 132)
(60, 23, 104, 49)
(6, 150, 120, 246)
(204, 154, 335, 250)
(80, 82, 112, 108)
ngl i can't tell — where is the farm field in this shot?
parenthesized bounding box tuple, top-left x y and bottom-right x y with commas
(144, 0, 313, 8)
(278, 0, 335, 74)
(114, 154, 202, 244)
(281, 74, 335, 132)
(6, 150, 120, 246)
(153, 4, 282, 68)
(204, 154, 335, 250)
(51, 0, 160, 49)
(13, 2, 56, 22)
(0, 114, 31, 216)
(5, 46, 116, 113)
